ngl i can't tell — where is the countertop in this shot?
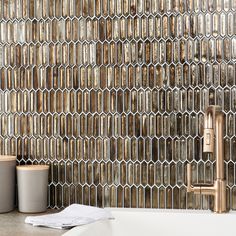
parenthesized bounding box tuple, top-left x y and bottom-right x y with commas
(0, 210, 67, 236)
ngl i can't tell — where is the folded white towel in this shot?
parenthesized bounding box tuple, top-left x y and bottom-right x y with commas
(25, 204, 114, 229)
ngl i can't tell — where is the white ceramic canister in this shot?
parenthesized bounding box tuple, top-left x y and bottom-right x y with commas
(17, 165, 49, 213)
(0, 155, 16, 213)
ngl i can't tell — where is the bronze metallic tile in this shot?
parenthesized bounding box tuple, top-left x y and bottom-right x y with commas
(117, 186, 123, 207)
(1, 0, 235, 210)
(83, 185, 89, 205)
(90, 185, 96, 206)
(110, 186, 116, 207)
(76, 185, 83, 204)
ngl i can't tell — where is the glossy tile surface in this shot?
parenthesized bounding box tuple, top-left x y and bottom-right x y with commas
(0, 0, 236, 209)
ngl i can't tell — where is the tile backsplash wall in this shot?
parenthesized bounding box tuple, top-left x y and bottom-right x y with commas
(1, 0, 236, 209)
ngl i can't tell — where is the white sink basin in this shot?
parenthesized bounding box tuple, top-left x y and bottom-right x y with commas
(63, 208, 236, 236)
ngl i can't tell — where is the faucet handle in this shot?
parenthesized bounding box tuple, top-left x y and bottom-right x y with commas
(203, 128, 214, 153)
(187, 163, 192, 192)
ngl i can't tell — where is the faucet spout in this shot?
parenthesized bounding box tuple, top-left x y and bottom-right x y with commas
(215, 111, 224, 180)
(187, 106, 227, 213)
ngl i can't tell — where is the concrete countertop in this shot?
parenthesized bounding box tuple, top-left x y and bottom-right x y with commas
(0, 210, 67, 236)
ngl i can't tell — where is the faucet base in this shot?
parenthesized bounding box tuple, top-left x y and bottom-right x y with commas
(213, 180, 227, 213)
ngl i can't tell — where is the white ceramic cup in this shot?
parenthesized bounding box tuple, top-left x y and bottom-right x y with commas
(17, 165, 49, 213)
(0, 155, 16, 213)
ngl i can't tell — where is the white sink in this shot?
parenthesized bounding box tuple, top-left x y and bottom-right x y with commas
(63, 208, 236, 236)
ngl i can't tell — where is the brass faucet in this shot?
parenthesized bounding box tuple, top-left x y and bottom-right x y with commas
(187, 105, 227, 213)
